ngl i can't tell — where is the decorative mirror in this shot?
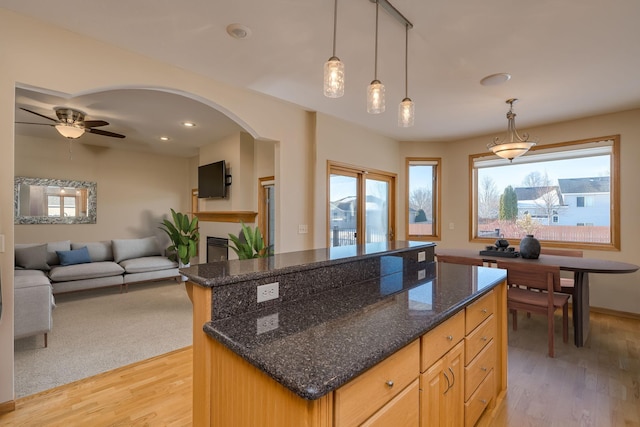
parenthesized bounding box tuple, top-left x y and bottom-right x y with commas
(14, 177, 97, 224)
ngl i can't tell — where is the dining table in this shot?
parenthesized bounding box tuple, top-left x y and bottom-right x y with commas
(435, 248, 639, 347)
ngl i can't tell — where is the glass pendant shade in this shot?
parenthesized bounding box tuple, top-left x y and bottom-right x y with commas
(489, 141, 536, 161)
(55, 124, 85, 139)
(324, 56, 345, 98)
(367, 80, 385, 114)
(398, 97, 414, 127)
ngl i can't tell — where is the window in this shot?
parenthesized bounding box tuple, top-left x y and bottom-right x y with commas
(328, 161, 396, 247)
(406, 158, 441, 240)
(470, 136, 619, 250)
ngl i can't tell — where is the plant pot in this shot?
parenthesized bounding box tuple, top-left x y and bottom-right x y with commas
(519, 235, 541, 259)
(179, 261, 190, 282)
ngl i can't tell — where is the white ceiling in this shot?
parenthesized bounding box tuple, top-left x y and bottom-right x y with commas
(5, 0, 640, 156)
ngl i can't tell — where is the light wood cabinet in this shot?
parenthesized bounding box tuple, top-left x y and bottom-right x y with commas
(420, 340, 464, 427)
(193, 281, 508, 427)
(335, 340, 420, 427)
(361, 379, 420, 427)
(464, 290, 498, 427)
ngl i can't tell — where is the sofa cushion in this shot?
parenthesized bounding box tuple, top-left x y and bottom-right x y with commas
(112, 237, 162, 263)
(71, 241, 113, 262)
(14, 269, 51, 289)
(46, 240, 72, 266)
(15, 244, 50, 271)
(48, 261, 124, 282)
(56, 246, 92, 266)
(119, 256, 178, 274)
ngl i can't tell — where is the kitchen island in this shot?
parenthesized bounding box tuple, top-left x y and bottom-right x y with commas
(182, 242, 507, 426)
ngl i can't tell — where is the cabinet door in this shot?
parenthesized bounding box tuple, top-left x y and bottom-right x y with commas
(442, 341, 464, 427)
(420, 341, 464, 427)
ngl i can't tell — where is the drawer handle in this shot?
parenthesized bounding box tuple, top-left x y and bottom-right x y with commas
(446, 335, 453, 341)
(481, 336, 488, 342)
(385, 380, 394, 388)
(481, 366, 488, 372)
(481, 308, 488, 314)
(480, 399, 488, 404)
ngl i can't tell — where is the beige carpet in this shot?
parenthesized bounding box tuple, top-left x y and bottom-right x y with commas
(14, 280, 193, 398)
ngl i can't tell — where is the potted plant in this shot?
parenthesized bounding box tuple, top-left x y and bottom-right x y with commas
(228, 222, 273, 259)
(159, 209, 200, 269)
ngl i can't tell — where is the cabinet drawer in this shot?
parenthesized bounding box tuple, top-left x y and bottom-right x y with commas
(361, 379, 419, 427)
(465, 369, 494, 427)
(465, 290, 495, 334)
(464, 340, 495, 401)
(335, 340, 420, 427)
(421, 310, 465, 372)
(464, 314, 496, 365)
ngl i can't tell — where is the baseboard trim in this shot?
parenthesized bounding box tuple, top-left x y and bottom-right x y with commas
(591, 306, 640, 321)
(0, 400, 16, 415)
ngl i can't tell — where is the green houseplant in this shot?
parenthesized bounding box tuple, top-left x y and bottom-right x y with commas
(228, 222, 273, 259)
(159, 209, 200, 266)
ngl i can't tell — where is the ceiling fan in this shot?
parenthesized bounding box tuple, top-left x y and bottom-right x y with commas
(16, 107, 126, 139)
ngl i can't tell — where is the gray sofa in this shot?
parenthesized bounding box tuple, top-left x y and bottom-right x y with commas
(14, 236, 180, 346)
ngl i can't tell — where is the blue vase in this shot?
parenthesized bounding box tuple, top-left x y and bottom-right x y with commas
(519, 235, 541, 259)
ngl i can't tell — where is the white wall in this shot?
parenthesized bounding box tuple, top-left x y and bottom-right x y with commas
(14, 134, 191, 246)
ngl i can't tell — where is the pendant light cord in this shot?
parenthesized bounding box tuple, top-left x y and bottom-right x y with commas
(374, 0, 379, 80)
(332, 0, 338, 57)
(404, 23, 409, 98)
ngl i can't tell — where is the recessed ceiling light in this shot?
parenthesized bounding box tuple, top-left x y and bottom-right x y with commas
(226, 23, 252, 39)
(182, 122, 196, 127)
(480, 73, 512, 86)
(160, 136, 170, 141)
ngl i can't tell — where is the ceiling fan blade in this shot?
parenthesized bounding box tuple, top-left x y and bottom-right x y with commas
(86, 128, 126, 139)
(83, 120, 109, 128)
(20, 107, 58, 123)
(15, 122, 55, 126)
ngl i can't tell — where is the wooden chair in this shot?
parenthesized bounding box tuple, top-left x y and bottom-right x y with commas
(436, 254, 484, 266)
(497, 261, 569, 358)
(540, 248, 583, 294)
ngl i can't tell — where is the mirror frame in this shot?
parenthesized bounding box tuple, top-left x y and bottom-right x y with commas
(14, 176, 97, 224)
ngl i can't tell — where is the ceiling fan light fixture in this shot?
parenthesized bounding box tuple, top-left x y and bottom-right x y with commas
(55, 124, 85, 139)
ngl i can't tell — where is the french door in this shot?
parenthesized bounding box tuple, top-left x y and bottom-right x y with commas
(328, 162, 396, 247)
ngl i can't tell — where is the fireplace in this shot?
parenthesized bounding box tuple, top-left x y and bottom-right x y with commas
(207, 236, 229, 263)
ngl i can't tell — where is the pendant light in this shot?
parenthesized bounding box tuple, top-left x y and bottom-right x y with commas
(324, 0, 345, 98)
(398, 23, 414, 127)
(487, 98, 537, 161)
(367, 0, 385, 114)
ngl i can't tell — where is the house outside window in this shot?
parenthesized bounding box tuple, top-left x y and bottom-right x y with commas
(470, 136, 619, 250)
(406, 158, 441, 240)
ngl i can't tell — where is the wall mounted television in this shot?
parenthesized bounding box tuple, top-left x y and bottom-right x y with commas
(198, 160, 231, 198)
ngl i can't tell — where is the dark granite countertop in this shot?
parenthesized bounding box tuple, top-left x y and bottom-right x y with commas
(203, 262, 506, 400)
(180, 241, 432, 287)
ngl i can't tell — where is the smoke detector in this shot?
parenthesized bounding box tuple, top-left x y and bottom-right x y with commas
(226, 23, 252, 39)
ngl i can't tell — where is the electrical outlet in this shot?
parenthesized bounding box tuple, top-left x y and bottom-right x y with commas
(449, 222, 455, 230)
(257, 282, 279, 303)
(298, 224, 308, 234)
(418, 269, 426, 280)
(0, 234, 4, 253)
(418, 251, 426, 262)
(256, 313, 279, 334)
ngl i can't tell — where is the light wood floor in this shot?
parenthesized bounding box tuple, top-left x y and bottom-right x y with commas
(1, 312, 638, 426)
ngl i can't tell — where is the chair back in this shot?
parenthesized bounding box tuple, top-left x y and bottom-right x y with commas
(540, 248, 583, 258)
(436, 254, 484, 266)
(496, 261, 561, 293)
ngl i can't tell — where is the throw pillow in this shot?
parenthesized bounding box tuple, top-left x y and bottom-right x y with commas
(15, 244, 50, 270)
(56, 246, 92, 266)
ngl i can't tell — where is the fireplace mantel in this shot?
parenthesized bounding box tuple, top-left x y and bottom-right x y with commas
(193, 211, 257, 223)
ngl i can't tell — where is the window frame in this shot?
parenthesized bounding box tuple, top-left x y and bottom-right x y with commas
(469, 135, 620, 251)
(405, 157, 441, 241)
